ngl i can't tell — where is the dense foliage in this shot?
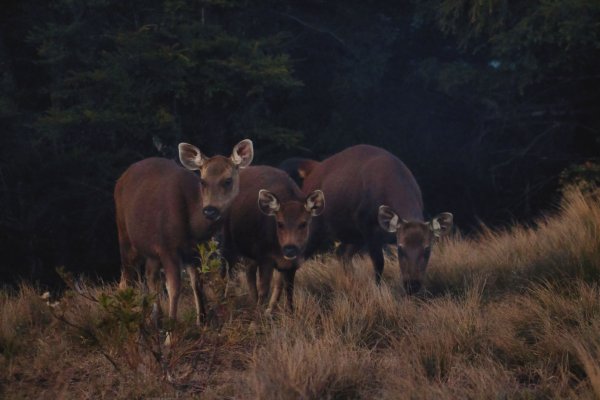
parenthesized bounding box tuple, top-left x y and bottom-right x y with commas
(1, 0, 599, 284)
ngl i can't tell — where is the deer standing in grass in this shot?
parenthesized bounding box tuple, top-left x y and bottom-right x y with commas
(222, 166, 324, 313)
(114, 139, 253, 326)
(281, 144, 453, 294)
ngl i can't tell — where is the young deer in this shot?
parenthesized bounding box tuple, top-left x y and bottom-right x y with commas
(222, 166, 324, 313)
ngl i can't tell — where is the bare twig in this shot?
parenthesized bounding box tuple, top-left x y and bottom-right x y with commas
(275, 12, 355, 57)
(49, 308, 121, 372)
(489, 123, 559, 175)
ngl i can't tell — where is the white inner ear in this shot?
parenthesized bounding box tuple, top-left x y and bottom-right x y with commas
(260, 190, 280, 212)
(258, 190, 280, 216)
(305, 191, 324, 216)
(268, 196, 280, 212)
(389, 214, 399, 231)
(231, 152, 242, 165)
(178, 143, 205, 170)
(193, 153, 204, 167)
(231, 139, 253, 167)
(431, 219, 442, 237)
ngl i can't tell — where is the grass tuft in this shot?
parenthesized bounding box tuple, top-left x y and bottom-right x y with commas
(2, 187, 600, 398)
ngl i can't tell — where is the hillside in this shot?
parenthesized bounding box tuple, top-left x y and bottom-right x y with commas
(2, 188, 600, 399)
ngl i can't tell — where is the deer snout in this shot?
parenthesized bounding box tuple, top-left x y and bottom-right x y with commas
(203, 206, 221, 221)
(282, 245, 299, 260)
(403, 279, 422, 295)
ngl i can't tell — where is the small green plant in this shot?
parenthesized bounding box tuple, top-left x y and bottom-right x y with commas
(53, 267, 163, 373)
(197, 238, 224, 274)
(96, 288, 155, 347)
(197, 238, 234, 324)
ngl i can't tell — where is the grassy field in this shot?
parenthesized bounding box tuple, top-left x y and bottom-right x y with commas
(2, 188, 600, 399)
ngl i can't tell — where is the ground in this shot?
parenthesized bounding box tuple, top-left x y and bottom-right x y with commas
(1, 188, 600, 399)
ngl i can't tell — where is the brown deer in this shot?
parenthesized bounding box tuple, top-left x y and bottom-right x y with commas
(284, 144, 452, 293)
(114, 139, 253, 325)
(222, 166, 324, 313)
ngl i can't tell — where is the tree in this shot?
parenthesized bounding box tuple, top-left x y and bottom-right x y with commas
(406, 0, 600, 219)
(1, 0, 302, 282)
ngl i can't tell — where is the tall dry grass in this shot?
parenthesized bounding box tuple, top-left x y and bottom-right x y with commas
(427, 188, 600, 295)
(1, 187, 600, 399)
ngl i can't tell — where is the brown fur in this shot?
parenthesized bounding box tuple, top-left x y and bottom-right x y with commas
(115, 140, 253, 326)
(300, 144, 430, 290)
(223, 166, 323, 313)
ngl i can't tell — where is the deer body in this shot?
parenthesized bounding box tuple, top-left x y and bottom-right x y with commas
(115, 140, 253, 325)
(290, 144, 452, 293)
(223, 166, 324, 312)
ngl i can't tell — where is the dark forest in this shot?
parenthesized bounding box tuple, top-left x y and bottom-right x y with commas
(1, 0, 599, 286)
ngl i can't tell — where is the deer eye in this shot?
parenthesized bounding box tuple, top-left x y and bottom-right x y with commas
(222, 178, 233, 188)
(199, 179, 208, 188)
(298, 222, 307, 230)
(277, 222, 285, 229)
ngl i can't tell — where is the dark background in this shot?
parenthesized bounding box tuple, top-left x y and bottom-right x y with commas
(1, 0, 599, 287)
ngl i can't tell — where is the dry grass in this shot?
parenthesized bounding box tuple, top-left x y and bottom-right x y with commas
(427, 188, 600, 295)
(2, 187, 600, 399)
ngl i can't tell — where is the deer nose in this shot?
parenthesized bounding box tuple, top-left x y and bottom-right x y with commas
(203, 206, 221, 221)
(282, 245, 299, 259)
(404, 280, 422, 295)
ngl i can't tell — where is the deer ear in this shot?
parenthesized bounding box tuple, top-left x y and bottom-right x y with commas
(378, 205, 401, 233)
(258, 189, 280, 216)
(430, 212, 453, 238)
(178, 143, 207, 171)
(231, 139, 254, 168)
(305, 190, 325, 216)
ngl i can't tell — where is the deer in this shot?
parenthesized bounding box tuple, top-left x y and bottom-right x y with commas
(114, 139, 253, 327)
(281, 144, 453, 294)
(222, 166, 324, 313)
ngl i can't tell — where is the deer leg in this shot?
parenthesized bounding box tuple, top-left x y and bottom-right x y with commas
(118, 241, 140, 289)
(266, 270, 284, 315)
(160, 255, 181, 346)
(221, 249, 238, 298)
(257, 263, 274, 305)
(161, 255, 181, 321)
(336, 243, 360, 273)
(283, 268, 297, 312)
(220, 246, 237, 280)
(367, 241, 385, 285)
(245, 263, 258, 305)
(145, 258, 163, 326)
(186, 265, 207, 326)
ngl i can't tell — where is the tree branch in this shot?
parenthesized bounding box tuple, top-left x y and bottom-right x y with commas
(275, 12, 355, 57)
